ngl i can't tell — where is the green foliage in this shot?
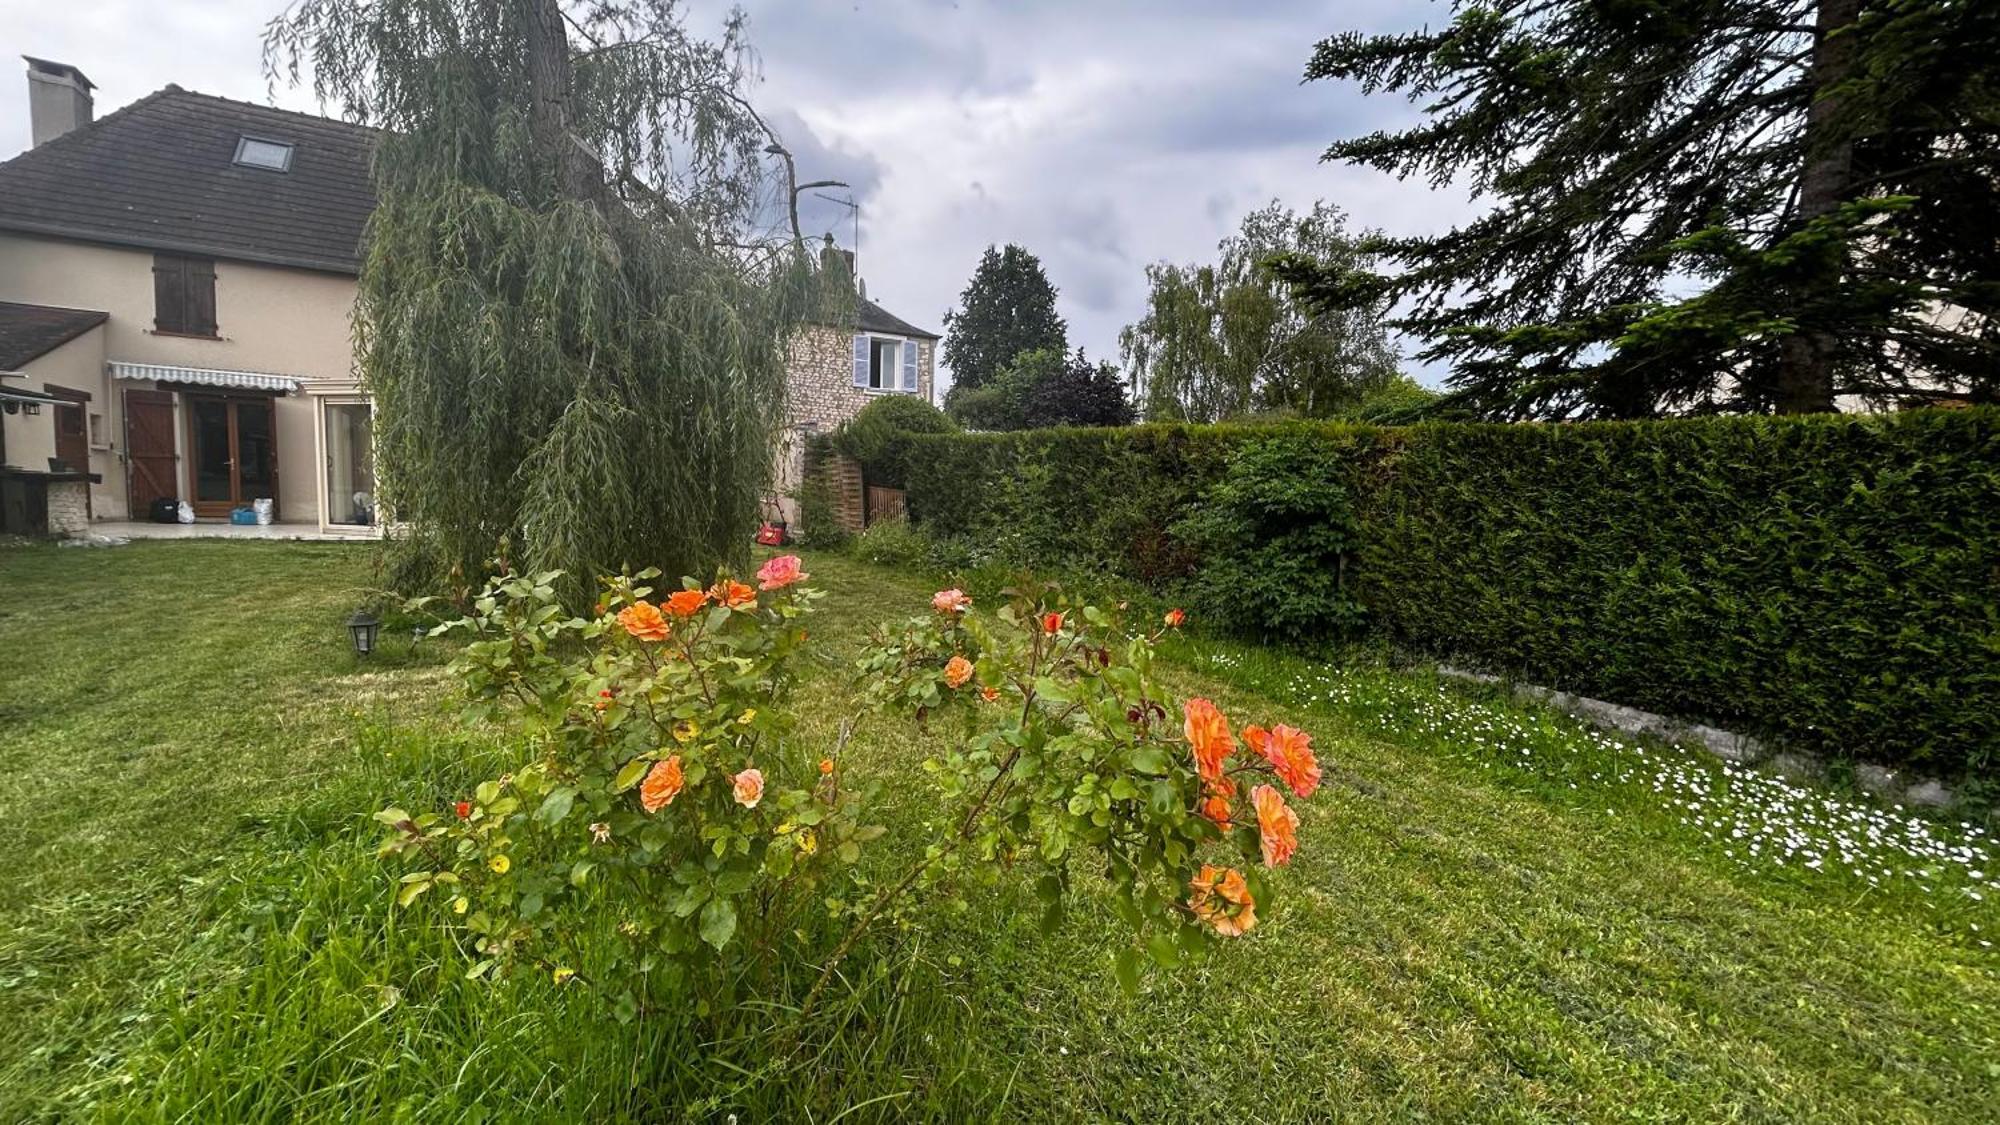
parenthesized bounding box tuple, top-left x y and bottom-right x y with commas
(267, 0, 832, 605)
(1340, 374, 1446, 425)
(851, 516, 933, 570)
(858, 581, 1328, 983)
(1173, 437, 1365, 640)
(380, 561, 881, 1008)
(940, 243, 1069, 394)
(788, 475, 849, 550)
(831, 394, 957, 487)
(1123, 201, 1400, 423)
(1282, 0, 2000, 416)
(880, 410, 2000, 774)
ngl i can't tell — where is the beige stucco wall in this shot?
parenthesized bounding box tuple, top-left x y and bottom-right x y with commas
(2, 322, 104, 488)
(0, 232, 358, 521)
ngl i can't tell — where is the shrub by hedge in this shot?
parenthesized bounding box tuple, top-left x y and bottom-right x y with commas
(831, 396, 957, 489)
(881, 410, 2000, 776)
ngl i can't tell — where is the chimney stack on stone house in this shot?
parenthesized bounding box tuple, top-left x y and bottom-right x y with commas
(24, 57, 94, 147)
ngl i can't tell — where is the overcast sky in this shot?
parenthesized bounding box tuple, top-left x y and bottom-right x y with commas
(1, 0, 1476, 388)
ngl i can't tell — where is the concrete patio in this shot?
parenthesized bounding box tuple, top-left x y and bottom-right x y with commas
(83, 520, 380, 543)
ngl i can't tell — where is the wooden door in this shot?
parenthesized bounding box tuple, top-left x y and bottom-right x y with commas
(45, 386, 91, 518)
(125, 390, 177, 517)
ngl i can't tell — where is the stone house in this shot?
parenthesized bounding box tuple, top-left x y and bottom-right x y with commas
(773, 246, 940, 528)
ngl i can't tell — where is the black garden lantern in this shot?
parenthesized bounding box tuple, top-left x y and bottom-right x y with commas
(347, 609, 381, 657)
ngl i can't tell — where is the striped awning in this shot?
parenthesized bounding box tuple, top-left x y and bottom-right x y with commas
(108, 360, 301, 394)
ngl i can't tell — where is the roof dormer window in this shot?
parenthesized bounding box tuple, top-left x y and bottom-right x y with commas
(232, 136, 294, 172)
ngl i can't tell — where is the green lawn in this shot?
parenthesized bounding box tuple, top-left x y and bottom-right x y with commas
(1, 541, 1995, 1121)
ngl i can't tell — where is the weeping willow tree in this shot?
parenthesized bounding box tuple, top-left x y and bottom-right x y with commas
(265, 0, 837, 602)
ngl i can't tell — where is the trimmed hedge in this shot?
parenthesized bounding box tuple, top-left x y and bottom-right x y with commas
(883, 411, 2000, 776)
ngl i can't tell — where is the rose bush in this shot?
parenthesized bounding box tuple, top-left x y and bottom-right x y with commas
(375, 557, 883, 1016)
(856, 586, 1327, 992)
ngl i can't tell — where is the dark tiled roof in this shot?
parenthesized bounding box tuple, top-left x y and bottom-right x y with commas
(0, 300, 108, 369)
(857, 296, 938, 340)
(0, 87, 376, 274)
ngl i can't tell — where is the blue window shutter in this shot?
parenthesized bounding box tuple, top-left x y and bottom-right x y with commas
(853, 335, 869, 388)
(901, 340, 918, 392)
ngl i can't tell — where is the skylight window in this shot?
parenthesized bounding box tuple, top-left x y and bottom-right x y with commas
(233, 136, 294, 172)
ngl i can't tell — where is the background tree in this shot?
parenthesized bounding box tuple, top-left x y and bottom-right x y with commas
(266, 0, 832, 602)
(1280, 0, 2000, 418)
(1339, 374, 1448, 425)
(944, 349, 1135, 431)
(1122, 201, 1400, 423)
(1021, 349, 1137, 429)
(940, 244, 1069, 397)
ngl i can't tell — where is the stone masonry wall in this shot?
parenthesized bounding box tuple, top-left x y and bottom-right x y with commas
(785, 324, 936, 432)
(45, 479, 88, 536)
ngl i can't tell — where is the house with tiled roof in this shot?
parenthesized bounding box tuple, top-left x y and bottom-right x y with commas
(0, 58, 376, 533)
(0, 56, 936, 538)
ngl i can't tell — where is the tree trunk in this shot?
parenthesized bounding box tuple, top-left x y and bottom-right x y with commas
(520, 0, 592, 201)
(1775, 0, 1861, 414)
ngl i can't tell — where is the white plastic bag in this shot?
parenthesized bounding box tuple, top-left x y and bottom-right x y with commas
(176, 500, 195, 524)
(253, 498, 274, 525)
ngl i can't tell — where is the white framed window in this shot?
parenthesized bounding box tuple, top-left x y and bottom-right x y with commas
(853, 334, 919, 393)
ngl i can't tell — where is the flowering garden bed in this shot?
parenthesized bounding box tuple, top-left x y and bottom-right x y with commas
(0, 542, 1994, 1120)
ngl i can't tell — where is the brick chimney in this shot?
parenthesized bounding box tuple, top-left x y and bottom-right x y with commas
(24, 57, 93, 147)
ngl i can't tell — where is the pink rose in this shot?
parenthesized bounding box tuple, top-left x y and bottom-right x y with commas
(756, 555, 808, 591)
(732, 767, 765, 809)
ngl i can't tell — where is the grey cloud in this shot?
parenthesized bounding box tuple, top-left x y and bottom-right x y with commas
(3, 0, 1471, 390)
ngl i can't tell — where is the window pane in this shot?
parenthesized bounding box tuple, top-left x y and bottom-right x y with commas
(872, 339, 900, 389)
(236, 401, 276, 499)
(234, 137, 294, 171)
(192, 400, 232, 502)
(325, 403, 376, 525)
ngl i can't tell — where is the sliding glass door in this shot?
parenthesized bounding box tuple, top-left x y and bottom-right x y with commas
(322, 401, 375, 527)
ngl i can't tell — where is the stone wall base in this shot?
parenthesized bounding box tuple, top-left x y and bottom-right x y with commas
(46, 480, 89, 536)
(1437, 665, 1958, 809)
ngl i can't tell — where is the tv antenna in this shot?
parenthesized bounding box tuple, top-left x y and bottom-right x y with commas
(814, 191, 859, 273)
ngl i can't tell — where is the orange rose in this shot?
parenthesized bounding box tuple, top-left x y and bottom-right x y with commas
(943, 654, 975, 688)
(931, 588, 972, 615)
(664, 589, 708, 618)
(1259, 723, 1321, 798)
(1182, 698, 1236, 783)
(1251, 783, 1299, 868)
(640, 755, 684, 812)
(1164, 608, 1186, 628)
(1188, 864, 1256, 937)
(1041, 611, 1064, 634)
(732, 767, 764, 809)
(708, 579, 757, 609)
(756, 554, 808, 591)
(1240, 723, 1270, 759)
(980, 685, 1000, 703)
(617, 601, 672, 642)
(1198, 776, 1236, 830)
(818, 757, 835, 775)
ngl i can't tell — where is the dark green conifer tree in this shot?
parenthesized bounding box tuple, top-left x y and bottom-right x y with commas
(1281, 0, 2000, 417)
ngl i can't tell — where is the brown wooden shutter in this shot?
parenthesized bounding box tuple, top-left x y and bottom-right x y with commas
(153, 255, 188, 333)
(187, 258, 217, 336)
